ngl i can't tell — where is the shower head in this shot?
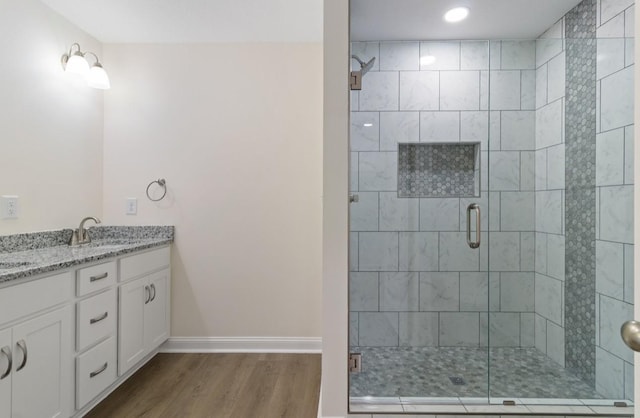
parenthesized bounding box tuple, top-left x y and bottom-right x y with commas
(351, 55, 376, 76)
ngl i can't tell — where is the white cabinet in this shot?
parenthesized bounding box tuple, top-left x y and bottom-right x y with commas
(120, 247, 170, 282)
(144, 271, 170, 350)
(1, 306, 72, 418)
(0, 243, 171, 417)
(118, 268, 170, 376)
(75, 288, 118, 410)
(76, 262, 116, 297)
(0, 328, 11, 418)
(118, 277, 146, 375)
(76, 289, 117, 352)
(76, 337, 117, 409)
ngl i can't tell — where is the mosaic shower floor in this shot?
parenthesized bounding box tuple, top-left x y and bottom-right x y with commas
(349, 346, 603, 399)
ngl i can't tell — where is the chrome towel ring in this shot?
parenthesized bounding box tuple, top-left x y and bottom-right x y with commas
(146, 179, 167, 202)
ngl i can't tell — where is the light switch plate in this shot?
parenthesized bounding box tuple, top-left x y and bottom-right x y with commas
(1, 195, 19, 219)
(126, 198, 137, 215)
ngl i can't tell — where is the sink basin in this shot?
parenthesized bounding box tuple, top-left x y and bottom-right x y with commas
(0, 261, 32, 270)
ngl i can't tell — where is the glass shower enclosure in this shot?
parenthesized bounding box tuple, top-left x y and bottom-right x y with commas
(348, 0, 635, 413)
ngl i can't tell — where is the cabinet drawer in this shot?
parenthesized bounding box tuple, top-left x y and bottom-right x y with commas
(0, 271, 73, 326)
(120, 246, 170, 282)
(76, 336, 117, 409)
(77, 289, 117, 352)
(77, 261, 116, 297)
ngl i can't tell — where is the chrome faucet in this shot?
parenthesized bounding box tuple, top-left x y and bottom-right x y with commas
(69, 216, 101, 246)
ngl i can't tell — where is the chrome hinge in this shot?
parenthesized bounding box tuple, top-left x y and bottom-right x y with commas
(349, 353, 362, 373)
(349, 193, 359, 203)
(350, 71, 362, 90)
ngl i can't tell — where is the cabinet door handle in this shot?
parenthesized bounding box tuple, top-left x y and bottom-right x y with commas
(0, 346, 11, 380)
(150, 284, 156, 302)
(90, 362, 108, 378)
(90, 272, 109, 282)
(144, 285, 151, 304)
(90, 312, 109, 324)
(15, 340, 27, 372)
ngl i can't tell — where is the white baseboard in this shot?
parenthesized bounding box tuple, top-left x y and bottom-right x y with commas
(159, 336, 322, 353)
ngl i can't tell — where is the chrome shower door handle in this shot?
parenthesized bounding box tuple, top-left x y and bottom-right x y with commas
(466, 203, 481, 249)
(621, 320, 640, 351)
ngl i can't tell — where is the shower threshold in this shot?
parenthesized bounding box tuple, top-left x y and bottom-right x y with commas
(349, 396, 634, 415)
(349, 347, 633, 415)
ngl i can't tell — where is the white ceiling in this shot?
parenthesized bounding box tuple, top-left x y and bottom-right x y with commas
(351, 0, 583, 41)
(40, 0, 582, 43)
(39, 0, 324, 43)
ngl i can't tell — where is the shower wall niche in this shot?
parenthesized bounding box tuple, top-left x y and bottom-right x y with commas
(398, 143, 480, 198)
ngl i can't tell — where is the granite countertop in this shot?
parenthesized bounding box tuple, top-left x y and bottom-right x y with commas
(0, 226, 174, 284)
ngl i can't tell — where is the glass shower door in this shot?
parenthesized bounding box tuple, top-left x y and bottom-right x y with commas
(348, 40, 491, 408)
(347, 0, 635, 413)
(483, 37, 542, 403)
(486, 29, 635, 410)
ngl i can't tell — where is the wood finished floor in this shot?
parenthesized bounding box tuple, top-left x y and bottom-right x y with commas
(86, 353, 321, 418)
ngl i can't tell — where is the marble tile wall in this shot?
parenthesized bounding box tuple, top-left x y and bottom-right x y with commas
(593, 0, 635, 400)
(531, 0, 635, 399)
(350, 40, 537, 348)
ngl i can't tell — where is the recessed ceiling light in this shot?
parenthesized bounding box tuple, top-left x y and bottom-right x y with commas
(363, 123, 374, 127)
(420, 55, 437, 66)
(444, 7, 469, 23)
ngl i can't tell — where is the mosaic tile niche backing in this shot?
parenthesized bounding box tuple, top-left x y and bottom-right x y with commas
(398, 143, 480, 198)
(564, 0, 597, 385)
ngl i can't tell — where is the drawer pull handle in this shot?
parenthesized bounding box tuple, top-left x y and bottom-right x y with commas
(150, 284, 157, 302)
(144, 285, 151, 304)
(90, 362, 108, 378)
(0, 346, 11, 380)
(16, 340, 27, 372)
(90, 272, 109, 282)
(90, 312, 109, 324)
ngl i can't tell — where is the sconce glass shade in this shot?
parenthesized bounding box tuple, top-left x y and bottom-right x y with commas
(65, 52, 90, 76)
(87, 63, 110, 90)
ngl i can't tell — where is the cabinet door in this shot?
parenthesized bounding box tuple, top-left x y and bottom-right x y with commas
(144, 269, 170, 351)
(118, 276, 147, 376)
(11, 306, 72, 418)
(0, 328, 11, 418)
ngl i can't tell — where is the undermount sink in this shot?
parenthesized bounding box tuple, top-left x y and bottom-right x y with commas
(0, 261, 32, 269)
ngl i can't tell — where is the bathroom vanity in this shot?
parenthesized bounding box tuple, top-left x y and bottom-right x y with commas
(0, 226, 173, 418)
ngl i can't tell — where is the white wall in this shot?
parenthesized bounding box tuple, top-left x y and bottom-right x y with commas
(0, 0, 323, 346)
(322, 0, 349, 416)
(0, 0, 103, 235)
(102, 43, 323, 339)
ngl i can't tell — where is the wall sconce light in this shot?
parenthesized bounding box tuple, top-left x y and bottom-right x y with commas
(61, 43, 110, 90)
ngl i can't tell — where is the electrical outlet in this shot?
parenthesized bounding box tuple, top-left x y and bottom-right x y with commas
(1, 195, 19, 219)
(126, 198, 137, 215)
